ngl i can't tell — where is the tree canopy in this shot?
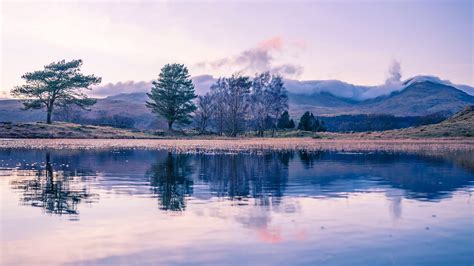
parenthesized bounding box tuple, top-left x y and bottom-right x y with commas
(277, 111, 295, 129)
(11, 59, 101, 124)
(146, 64, 197, 130)
(298, 111, 326, 132)
(205, 72, 288, 137)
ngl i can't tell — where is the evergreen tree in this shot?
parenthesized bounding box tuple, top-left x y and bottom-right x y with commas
(11, 59, 101, 124)
(298, 111, 311, 131)
(289, 119, 295, 129)
(277, 111, 294, 129)
(298, 111, 325, 132)
(146, 64, 197, 130)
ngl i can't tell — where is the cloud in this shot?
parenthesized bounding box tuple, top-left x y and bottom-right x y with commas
(197, 36, 304, 78)
(88, 60, 474, 100)
(387, 60, 402, 83)
(284, 79, 369, 99)
(89, 75, 217, 98)
(358, 60, 404, 99)
(90, 81, 153, 98)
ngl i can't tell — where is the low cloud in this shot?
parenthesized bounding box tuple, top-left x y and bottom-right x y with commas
(91, 80, 152, 98)
(197, 36, 304, 78)
(88, 61, 473, 100)
(90, 75, 216, 98)
(358, 60, 404, 99)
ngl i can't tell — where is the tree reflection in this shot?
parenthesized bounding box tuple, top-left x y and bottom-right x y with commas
(10, 152, 98, 217)
(298, 151, 323, 168)
(196, 153, 289, 207)
(147, 152, 193, 211)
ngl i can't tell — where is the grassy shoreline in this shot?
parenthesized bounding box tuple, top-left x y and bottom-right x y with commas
(1, 106, 473, 140)
(1, 138, 473, 153)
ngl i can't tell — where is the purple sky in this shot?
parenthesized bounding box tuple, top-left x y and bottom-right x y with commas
(1, 0, 472, 98)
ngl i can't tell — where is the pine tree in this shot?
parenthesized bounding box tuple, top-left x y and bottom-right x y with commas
(11, 59, 101, 124)
(289, 119, 295, 129)
(298, 111, 311, 131)
(277, 110, 294, 129)
(297, 111, 324, 132)
(146, 64, 197, 130)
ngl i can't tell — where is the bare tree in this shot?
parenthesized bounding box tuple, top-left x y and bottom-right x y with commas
(250, 72, 272, 137)
(207, 72, 286, 137)
(195, 92, 214, 134)
(267, 74, 288, 136)
(210, 78, 228, 136)
(224, 74, 252, 137)
(250, 72, 288, 137)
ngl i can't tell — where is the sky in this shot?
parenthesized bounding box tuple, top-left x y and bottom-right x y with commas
(1, 0, 473, 98)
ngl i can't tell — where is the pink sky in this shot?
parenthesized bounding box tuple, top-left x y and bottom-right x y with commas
(1, 1, 472, 98)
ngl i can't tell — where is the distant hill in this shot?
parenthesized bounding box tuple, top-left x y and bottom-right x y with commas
(106, 92, 149, 103)
(289, 81, 474, 117)
(1, 78, 473, 130)
(357, 81, 474, 116)
(372, 105, 474, 138)
(0, 100, 44, 122)
(0, 96, 164, 129)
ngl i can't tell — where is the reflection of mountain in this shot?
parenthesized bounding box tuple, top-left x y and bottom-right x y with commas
(287, 152, 474, 201)
(9, 153, 98, 218)
(2, 149, 473, 216)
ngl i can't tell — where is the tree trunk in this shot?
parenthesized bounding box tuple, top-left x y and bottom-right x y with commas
(168, 121, 173, 131)
(46, 107, 53, 124)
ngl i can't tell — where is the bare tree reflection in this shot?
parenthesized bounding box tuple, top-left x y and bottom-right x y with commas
(10, 152, 98, 217)
(196, 153, 289, 207)
(147, 152, 193, 211)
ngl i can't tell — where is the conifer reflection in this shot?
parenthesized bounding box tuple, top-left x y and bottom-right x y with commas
(10, 153, 98, 216)
(147, 152, 193, 211)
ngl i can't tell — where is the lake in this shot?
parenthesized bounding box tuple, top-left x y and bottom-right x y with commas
(1, 148, 473, 265)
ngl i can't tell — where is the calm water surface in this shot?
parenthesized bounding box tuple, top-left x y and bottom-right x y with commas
(1, 149, 473, 265)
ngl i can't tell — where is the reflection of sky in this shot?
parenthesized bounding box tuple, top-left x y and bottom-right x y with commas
(1, 150, 474, 265)
(1, 180, 472, 265)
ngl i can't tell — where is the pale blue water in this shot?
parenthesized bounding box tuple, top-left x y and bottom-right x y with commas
(1, 149, 473, 265)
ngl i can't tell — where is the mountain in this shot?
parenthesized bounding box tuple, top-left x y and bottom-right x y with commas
(289, 80, 474, 117)
(1, 77, 473, 129)
(106, 92, 149, 103)
(357, 81, 474, 116)
(376, 105, 474, 138)
(0, 100, 44, 122)
(0, 96, 164, 129)
(285, 75, 474, 101)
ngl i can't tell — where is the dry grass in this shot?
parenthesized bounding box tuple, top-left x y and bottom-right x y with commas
(0, 122, 156, 139)
(1, 138, 473, 153)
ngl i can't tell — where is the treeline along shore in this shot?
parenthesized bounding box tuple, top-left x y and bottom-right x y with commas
(3, 59, 474, 139)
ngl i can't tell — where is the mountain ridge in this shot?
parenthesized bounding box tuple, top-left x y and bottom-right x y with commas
(1, 79, 473, 130)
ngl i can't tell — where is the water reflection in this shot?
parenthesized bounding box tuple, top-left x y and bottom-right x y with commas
(8, 152, 98, 218)
(2, 149, 474, 265)
(195, 153, 290, 206)
(147, 152, 193, 211)
(1, 149, 473, 217)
